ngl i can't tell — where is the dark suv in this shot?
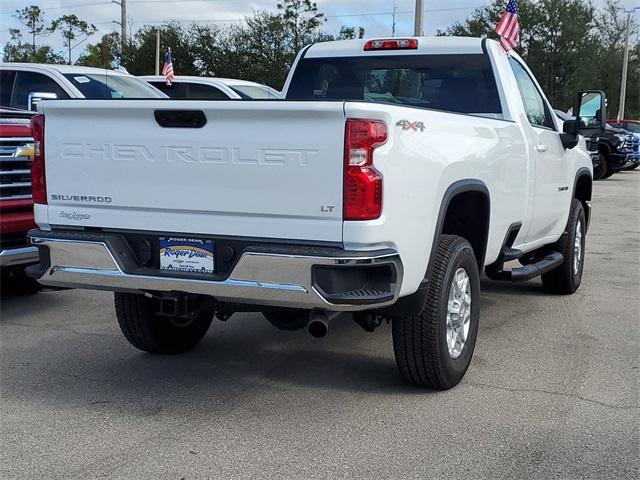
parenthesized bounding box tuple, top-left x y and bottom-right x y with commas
(556, 109, 635, 179)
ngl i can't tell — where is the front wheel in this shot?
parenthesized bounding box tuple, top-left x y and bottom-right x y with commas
(541, 199, 586, 294)
(602, 168, 615, 179)
(392, 235, 480, 390)
(593, 154, 608, 180)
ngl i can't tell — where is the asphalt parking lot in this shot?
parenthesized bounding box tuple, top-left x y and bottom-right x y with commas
(1, 172, 639, 480)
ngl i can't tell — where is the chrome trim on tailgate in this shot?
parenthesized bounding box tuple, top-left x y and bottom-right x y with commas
(30, 235, 403, 311)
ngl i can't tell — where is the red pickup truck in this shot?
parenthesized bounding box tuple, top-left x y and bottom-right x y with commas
(0, 107, 40, 292)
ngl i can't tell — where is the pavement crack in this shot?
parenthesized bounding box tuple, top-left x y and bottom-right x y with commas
(466, 381, 639, 410)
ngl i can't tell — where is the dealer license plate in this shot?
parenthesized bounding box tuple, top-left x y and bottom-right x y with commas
(159, 237, 214, 273)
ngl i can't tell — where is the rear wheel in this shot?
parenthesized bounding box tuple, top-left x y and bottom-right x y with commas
(392, 235, 480, 390)
(541, 199, 586, 294)
(114, 293, 213, 354)
(593, 153, 607, 180)
(602, 168, 615, 179)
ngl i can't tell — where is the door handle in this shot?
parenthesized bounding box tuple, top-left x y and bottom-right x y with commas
(536, 144, 548, 153)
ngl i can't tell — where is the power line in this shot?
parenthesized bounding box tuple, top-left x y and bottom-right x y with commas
(128, 0, 226, 3)
(0, 1, 485, 39)
(0, 1, 112, 15)
(0, 0, 225, 15)
(95, 6, 485, 26)
(1, 2, 481, 17)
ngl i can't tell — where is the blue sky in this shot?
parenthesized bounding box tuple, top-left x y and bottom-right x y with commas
(1, 0, 638, 61)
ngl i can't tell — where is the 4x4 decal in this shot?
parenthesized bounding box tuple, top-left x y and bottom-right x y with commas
(396, 120, 426, 132)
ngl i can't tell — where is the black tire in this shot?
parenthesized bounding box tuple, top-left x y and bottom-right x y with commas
(1, 269, 41, 295)
(593, 154, 607, 180)
(392, 235, 480, 390)
(114, 293, 213, 354)
(541, 199, 586, 294)
(602, 168, 615, 179)
(263, 309, 309, 331)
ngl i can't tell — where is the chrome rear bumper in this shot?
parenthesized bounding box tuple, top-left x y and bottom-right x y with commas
(0, 246, 39, 268)
(29, 232, 403, 311)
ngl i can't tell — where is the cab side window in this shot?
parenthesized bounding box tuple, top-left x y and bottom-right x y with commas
(508, 58, 554, 130)
(10, 71, 69, 110)
(185, 83, 230, 100)
(149, 81, 188, 98)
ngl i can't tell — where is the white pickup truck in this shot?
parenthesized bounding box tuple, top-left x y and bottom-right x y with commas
(27, 37, 598, 390)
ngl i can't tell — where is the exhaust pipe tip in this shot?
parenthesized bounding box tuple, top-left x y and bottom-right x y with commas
(308, 320, 328, 338)
(308, 311, 329, 338)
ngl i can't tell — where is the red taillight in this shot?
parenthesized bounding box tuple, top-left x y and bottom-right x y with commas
(31, 114, 47, 204)
(364, 38, 418, 51)
(344, 119, 387, 221)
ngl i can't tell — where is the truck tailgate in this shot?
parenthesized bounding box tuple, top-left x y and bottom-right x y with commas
(41, 100, 346, 242)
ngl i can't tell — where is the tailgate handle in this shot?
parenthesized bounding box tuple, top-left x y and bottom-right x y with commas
(154, 110, 207, 128)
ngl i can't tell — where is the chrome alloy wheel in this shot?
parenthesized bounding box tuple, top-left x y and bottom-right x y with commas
(446, 268, 472, 359)
(573, 219, 583, 276)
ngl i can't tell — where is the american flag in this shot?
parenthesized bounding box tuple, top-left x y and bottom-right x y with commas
(162, 50, 175, 85)
(495, 0, 520, 51)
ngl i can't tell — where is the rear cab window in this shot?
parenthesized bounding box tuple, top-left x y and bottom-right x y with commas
(286, 54, 503, 117)
(9, 71, 70, 109)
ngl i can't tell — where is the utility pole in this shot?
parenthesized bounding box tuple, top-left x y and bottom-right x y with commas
(617, 8, 639, 121)
(155, 29, 160, 75)
(392, 6, 397, 37)
(112, 0, 127, 54)
(121, 0, 127, 46)
(414, 0, 424, 36)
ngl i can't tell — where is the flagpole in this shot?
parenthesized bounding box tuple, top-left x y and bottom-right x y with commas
(155, 29, 160, 75)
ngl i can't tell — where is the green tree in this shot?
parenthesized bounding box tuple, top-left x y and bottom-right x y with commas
(50, 14, 97, 64)
(2, 28, 64, 64)
(339, 26, 366, 40)
(277, 0, 325, 52)
(76, 32, 121, 68)
(207, 12, 292, 87)
(123, 23, 199, 76)
(594, 1, 639, 119)
(439, 0, 640, 116)
(14, 5, 48, 58)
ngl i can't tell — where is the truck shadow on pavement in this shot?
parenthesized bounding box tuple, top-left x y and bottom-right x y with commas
(1, 307, 439, 420)
(1, 278, 557, 416)
(480, 277, 548, 297)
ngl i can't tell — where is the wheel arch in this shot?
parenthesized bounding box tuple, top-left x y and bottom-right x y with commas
(573, 167, 592, 230)
(376, 179, 490, 318)
(598, 142, 611, 156)
(436, 180, 491, 271)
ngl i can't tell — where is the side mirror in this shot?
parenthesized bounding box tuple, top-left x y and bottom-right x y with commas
(28, 91, 58, 111)
(576, 90, 606, 132)
(560, 119, 580, 149)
